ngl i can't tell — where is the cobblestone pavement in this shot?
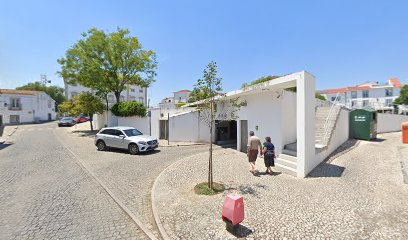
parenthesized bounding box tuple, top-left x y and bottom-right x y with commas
(153, 132, 408, 239)
(55, 123, 210, 238)
(0, 122, 148, 239)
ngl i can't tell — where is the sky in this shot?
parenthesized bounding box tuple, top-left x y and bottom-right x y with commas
(0, 0, 407, 105)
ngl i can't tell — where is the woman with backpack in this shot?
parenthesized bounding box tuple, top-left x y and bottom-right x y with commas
(262, 136, 275, 175)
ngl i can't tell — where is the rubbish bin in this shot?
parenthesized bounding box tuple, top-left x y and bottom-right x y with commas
(403, 122, 408, 144)
(350, 109, 378, 140)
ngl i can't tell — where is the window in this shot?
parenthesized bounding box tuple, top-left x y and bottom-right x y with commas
(10, 98, 21, 109)
(331, 97, 336, 101)
(386, 99, 393, 107)
(101, 129, 114, 135)
(363, 100, 369, 107)
(351, 101, 356, 107)
(139, 88, 143, 93)
(120, 95, 125, 101)
(10, 115, 20, 123)
(123, 128, 142, 137)
(48, 100, 52, 108)
(351, 91, 357, 99)
(130, 89, 135, 92)
(362, 90, 369, 98)
(130, 96, 136, 101)
(139, 97, 144, 104)
(385, 89, 393, 97)
(113, 130, 124, 136)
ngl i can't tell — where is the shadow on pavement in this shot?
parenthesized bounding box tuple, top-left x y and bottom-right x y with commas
(371, 138, 386, 143)
(72, 130, 98, 138)
(228, 224, 253, 238)
(308, 163, 345, 178)
(105, 148, 161, 155)
(0, 143, 13, 151)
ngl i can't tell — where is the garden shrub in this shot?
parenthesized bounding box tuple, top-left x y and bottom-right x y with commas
(111, 101, 147, 117)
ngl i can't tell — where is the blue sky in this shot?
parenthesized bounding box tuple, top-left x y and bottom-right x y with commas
(0, 0, 407, 105)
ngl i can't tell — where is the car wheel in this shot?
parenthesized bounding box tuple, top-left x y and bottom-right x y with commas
(97, 140, 106, 151)
(128, 143, 139, 155)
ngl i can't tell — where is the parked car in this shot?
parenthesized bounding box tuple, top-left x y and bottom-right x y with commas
(95, 127, 158, 155)
(58, 117, 76, 127)
(73, 115, 88, 123)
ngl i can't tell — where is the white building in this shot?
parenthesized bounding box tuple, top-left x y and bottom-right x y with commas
(64, 81, 148, 107)
(158, 90, 192, 110)
(318, 78, 403, 112)
(0, 89, 56, 125)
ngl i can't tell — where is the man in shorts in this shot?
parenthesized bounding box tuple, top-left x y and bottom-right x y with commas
(247, 131, 262, 175)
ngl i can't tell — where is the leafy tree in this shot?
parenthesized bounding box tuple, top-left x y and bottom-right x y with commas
(58, 27, 157, 103)
(111, 101, 146, 117)
(194, 61, 242, 189)
(394, 85, 408, 105)
(59, 92, 105, 131)
(16, 82, 66, 109)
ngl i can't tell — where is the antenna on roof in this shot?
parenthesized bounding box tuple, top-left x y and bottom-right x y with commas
(40, 74, 51, 86)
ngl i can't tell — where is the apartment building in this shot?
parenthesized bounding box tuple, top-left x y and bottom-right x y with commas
(318, 78, 402, 111)
(64, 81, 148, 106)
(158, 90, 191, 109)
(0, 89, 56, 125)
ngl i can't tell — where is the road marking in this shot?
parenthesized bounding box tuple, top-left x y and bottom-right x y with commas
(53, 130, 158, 240)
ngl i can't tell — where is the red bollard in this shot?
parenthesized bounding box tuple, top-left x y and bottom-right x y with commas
(221, 194, 244, 233)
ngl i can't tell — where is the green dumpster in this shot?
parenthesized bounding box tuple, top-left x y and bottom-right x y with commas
(349, 109, 377, 140)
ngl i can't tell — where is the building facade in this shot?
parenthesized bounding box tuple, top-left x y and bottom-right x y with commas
(0, 89, 56, 125)
(158, 90, 191, 110)
(64, 81, 148, 107)
(318, 78, 402, 112)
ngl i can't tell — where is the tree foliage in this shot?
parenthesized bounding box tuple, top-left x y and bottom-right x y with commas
(16, 82, 66, 108)
(241, 75, 280, 89)
(111, 101, 147, 117)
(394, 85, 408, 105)
(59, 92, 105, 130)
(194, 61, 242, 189)
(58, 27, 157, 103)
(175, 102, 186, 108)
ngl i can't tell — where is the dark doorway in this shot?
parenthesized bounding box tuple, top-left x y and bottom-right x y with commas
(0, 115, 2, 126)
(159, 120, 169, 140)
(48, 113, 52, 121)
(215, 120, 237, 149)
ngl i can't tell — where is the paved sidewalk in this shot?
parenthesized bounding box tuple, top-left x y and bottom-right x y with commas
(153, 132, 408, 239)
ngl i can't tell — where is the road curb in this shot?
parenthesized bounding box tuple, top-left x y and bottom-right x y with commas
(159, 143, 207, 148)
(53, 130, 158, 240)
(8, 126, 18, 136)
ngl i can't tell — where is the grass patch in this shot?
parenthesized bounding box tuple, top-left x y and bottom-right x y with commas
(194, 182, 225, 195)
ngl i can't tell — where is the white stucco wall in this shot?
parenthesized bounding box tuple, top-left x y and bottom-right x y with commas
(377, 113, 408, 133)
(168, 111, 210, 143)
(281, 91, 297, 146)
(117, 116, 150, 135)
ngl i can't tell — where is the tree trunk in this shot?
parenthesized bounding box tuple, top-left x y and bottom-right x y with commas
(114, 92, 121, 103)
(89, 116, 94, 131)
(208, 101, 214, 189)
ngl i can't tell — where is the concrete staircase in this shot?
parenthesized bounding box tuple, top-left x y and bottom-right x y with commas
(274, 106, 342, 177)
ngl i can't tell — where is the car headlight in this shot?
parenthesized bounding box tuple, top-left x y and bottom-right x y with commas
(138, 141, 147, 145)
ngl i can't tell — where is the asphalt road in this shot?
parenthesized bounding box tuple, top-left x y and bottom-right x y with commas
(0, 122, 209, 239)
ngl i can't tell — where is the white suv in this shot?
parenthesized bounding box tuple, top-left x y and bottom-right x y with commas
(95, 127, 158, 154)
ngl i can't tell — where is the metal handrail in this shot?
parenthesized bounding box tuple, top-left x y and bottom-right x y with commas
(322, 92, 340, 143)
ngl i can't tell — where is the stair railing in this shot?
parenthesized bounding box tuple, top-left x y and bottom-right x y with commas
(322, 92, 340, 144)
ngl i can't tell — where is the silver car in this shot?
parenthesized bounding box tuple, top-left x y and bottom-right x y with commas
(95, 127, 158, 155)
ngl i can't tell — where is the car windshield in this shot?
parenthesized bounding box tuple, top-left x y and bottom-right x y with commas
(62, 117, 72, 120)
(123, 129, 143, 137)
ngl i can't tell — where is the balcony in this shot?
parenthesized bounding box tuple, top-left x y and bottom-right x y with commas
(8, 105, 22, 111)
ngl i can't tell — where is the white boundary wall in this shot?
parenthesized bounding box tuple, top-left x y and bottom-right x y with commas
(168, 111, 210, 143)
(117, 116, 150, 134)
(377, 113, 408, 133)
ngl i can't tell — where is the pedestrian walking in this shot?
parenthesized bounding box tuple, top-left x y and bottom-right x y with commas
(247, 131, 262, 175)
(262, 136, 275, 175)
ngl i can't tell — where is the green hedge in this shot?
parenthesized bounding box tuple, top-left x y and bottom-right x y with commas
(111, 101, 147, 117)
